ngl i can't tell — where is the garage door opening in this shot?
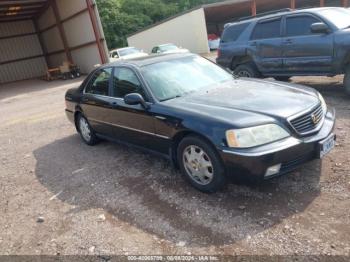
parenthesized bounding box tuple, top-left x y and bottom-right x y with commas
(0, 0, 108, 85)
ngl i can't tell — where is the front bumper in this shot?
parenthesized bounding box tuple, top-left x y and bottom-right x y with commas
(219, 108, 336, 181)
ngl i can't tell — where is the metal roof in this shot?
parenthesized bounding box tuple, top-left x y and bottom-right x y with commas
(127, 0, 329, 37)
(0, 0, 48, 22)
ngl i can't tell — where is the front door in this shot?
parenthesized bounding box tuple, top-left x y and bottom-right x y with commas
(282, 14, 334, 73)
(106, 66, 164, 152)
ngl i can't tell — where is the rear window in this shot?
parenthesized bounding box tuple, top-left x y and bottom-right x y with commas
(221, 23, 249, 43)
(251, 18, 281, 40)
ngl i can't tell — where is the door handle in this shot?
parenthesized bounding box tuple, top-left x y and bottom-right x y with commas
(82, 97, 89, 102)
(284, 39, 293, 45)
(250, 41, 257, 46)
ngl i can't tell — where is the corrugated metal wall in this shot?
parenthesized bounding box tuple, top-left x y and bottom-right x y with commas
(0, 21, 47, 84)
(37, 0, 108, 74)
(0, 0, 108, 84)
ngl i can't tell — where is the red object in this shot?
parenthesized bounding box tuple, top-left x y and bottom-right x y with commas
(217, 48, 221, 58)
(208, 34, 219, 40)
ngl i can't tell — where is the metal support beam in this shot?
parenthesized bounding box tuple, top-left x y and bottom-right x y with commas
(86, 0, 107, 64)
(342, 0, 349, 7)
(320, 0, 325, 7)
(251, 0, 257, 16)
(33, 19, 49, 67)
(290, 0, 296, 9)
(51, 0, 73, 63)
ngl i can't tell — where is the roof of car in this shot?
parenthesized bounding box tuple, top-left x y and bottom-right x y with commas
(105, 53, 196, 68)
(109, 47, 137, 53)
(225, 7, 340, 27)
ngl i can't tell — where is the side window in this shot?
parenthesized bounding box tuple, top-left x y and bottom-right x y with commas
(85, 68, 112, 96)
(152, 47, 158, 53)
(251, 18, 281, 40)
(112, 67, 146, 99)
(286, 15, 321, 37)
(221, 22, 250, 43)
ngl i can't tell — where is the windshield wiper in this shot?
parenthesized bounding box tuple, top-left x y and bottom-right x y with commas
(160, 95, 182, 102)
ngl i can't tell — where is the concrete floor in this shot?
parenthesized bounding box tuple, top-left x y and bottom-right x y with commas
(0, 76, 350, 256)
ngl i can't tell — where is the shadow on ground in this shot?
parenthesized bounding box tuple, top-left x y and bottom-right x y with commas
(33, 134, 322, 247)
(0, 78, 84, 101)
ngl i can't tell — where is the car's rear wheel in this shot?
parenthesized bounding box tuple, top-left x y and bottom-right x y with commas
(77, 114, 99, 145)
(233, 63, 261, 78)
(274, 76, 291, 82)
(344, 65, 350, 95)
(177, 136, 227, 193)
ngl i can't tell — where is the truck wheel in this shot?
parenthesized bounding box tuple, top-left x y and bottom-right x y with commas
(234, 63, 261, 78)
(177, 135, 227, 193)
(344, 66, 350, 95)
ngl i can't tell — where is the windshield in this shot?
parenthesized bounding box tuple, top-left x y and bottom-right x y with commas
(159, 44, 178, 52)
(318, 8, 350, 29)
(141, 56, 233, 101)
(119, 48, 141, 57)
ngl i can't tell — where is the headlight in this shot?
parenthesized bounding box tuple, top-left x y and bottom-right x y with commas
(226, 124, 290, 148)
(318, 92, 327, 112)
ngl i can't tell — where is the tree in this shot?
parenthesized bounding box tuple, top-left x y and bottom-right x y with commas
(96, 0, 224, 49)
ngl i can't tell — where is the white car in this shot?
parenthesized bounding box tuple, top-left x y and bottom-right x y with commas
(109, 47, 148, 62)
(151, 44, 189, 54)
(209, 38, 220, 50)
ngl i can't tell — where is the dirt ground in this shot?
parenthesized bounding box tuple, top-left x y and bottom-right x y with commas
(0, 75, 349, 257)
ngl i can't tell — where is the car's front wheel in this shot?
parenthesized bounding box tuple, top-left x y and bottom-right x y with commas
(77, 114, 99, 145)
(177, 136, 227, 193)
(344, 65, 350, 95)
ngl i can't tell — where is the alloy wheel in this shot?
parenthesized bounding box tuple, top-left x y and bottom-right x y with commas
(79, 117, 91, 142)
(182, 145, 214, 185)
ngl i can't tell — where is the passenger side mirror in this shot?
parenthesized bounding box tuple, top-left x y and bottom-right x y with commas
(311, 22, 329, 34)
(124, 93, 149, 109)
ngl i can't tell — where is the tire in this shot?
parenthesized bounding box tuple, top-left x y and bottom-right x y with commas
(233, 63, 261, 78)
(274, 76, 291, 82)
(344, 66, 350, 95)
(77, 114, 99, 146)
(177, 135, 227, 193)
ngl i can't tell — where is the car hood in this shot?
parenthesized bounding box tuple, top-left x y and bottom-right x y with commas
(163, 49, 189, 54)
(165, 78, 320, 122)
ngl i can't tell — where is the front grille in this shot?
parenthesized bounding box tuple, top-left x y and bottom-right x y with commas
(289, 103, 324, 135)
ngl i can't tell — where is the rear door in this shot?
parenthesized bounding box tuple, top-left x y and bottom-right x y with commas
(81, 68, 114, 136)
(248, 17, 283, 74)
(282, 14, 334, 73)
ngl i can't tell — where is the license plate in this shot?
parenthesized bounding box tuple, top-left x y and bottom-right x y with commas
(319, 134, 335, 158)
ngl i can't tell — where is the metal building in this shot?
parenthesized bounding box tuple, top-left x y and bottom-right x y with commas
(127, 0, 349, 54)
(0, 0, 108, 84)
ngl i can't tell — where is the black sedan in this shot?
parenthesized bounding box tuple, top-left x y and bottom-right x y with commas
(65, 53, 336, 193)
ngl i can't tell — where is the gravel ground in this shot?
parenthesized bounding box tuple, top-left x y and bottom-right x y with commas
(0, 76, 349, 257)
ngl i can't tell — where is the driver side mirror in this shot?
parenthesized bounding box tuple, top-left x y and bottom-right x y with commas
(311, 22, 330, 34)
(124, 93, 149, 109)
